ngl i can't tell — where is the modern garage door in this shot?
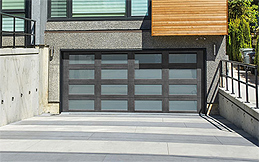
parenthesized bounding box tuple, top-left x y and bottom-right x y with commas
(61, 50, 205, 113)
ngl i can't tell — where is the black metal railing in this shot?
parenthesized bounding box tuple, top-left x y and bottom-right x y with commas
(0, 12, 36, 48)
(220, 60, 258, 109)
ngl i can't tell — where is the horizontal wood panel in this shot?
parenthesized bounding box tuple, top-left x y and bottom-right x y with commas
(152, 0, 228, 36)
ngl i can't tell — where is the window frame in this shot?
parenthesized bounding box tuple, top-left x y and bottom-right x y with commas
(47, 0, 151, 21)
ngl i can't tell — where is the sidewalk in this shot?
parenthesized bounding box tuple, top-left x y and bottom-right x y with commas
(0, 113, 258, 162)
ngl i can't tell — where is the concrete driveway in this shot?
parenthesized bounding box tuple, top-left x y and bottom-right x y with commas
(0, 113, 258, 162)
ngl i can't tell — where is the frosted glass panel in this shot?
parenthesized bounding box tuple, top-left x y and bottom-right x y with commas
(169, 101, 197, 111)
(169, 54, 196, 63)
(69, 55, 94, 64)
(72, 0, 126, 17)
(131, 0, 148, 16)
(169, 69, 197, 79)
(135, 85, 162, 95)
(102, 70, 127, 79)
(102, 100, 128, 110)
(135, 54, 162, 63)
(69, 85, 94, 94)
(101, 85, 128, 95)
(69, 100, 94, 110)
(169, 85, 197, 95)
(102, 55, 128, 64)
(69, 70, 94, 79)
(135, 101, 162, 111)
(135, 69, 162, 79)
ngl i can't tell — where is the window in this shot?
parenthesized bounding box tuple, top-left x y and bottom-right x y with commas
(73, 0, 126, 17)
(1, 0, 27, 32)
(49, 0, 150, 19)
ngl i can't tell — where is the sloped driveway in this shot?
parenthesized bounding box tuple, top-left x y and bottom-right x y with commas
(0, 113, 258, 162)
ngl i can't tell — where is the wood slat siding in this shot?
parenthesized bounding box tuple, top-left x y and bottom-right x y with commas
(152, 0, 228, 36)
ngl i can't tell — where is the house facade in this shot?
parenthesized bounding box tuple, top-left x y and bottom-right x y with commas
(2, 0, 228, 113)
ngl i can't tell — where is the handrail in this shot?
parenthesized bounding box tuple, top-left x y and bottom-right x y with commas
(220, 60, 258, 109)
(0, 12, 36, 48)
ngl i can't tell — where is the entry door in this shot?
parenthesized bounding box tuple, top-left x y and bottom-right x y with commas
(61, 50, 205, 113)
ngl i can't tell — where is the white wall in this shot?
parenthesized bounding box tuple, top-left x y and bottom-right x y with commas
(0, 47, 49, 126)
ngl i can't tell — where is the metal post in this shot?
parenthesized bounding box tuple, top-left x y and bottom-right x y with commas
(245, 67, 249, 103)
(226, 62, 229, 91)
(220, 61, 223, 87)
(238, 65, 241, 98)
(13, 17, 15, 48)
(231, 63, 234, 94)
(255, 66, 258, 108)
(33, 21, 36, 47)
(0, 14, 2, 48)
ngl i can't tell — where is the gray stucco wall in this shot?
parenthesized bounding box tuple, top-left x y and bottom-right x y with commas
(44, 21, 227, 105)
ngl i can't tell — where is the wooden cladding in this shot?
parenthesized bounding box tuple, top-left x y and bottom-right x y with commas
(152, 0, 228, 36)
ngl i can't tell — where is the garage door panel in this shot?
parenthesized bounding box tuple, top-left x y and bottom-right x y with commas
(101, 80, 128, 84)
(69, 65, 95, 69)
(69, 95, 95, 100)
(61, 50, 205, 113)
(168, 96, 198, 100)
(134, 80, 163, 84)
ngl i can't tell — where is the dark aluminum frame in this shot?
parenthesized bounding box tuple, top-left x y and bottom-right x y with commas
(47, 0, 152, 21)
(60, 49, 206, 113)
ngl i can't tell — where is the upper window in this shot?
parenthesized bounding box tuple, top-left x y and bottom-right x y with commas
(1, 0, 26, 31)
(49, 0, 150, 19)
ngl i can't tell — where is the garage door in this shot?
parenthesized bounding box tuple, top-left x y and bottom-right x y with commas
(61, 50, 205, 113)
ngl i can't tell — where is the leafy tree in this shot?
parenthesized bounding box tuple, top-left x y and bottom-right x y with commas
(227, 0, 257, 61)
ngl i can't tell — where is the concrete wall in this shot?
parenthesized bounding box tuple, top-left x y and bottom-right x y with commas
(44, 21, 227, 112)
(0, 47, 49, 126)
(218, 88, 259, 140)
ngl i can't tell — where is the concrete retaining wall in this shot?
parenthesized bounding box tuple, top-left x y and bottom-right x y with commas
(0, 47, 49, 126)
(218, 88, 259, 140)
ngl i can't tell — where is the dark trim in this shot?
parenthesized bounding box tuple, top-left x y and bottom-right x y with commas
(61, 48, 206, 52)
(48, 0, 151, 21)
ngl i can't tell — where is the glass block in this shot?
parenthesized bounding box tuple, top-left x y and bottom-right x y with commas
(69, 55, 95, 64)
(102, 54, 128, 64)
(135, 69, 162, 79)
(69, 100, 94, 110)
(135, 85, 162, 95)
(135, 54, 162, 64)
(169, 69, 197, 79)
(135, 100, 162, 111)
(169, 85, 197, 95)
(102, 70, 128, 79)
(69, 85, 94, 95)
(169, 101, 197, 111)
(169, 54, 196, 63)
(101, 85, 128, 95)
(69, 70, 94, 79)
(101, 100, 128, 110)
